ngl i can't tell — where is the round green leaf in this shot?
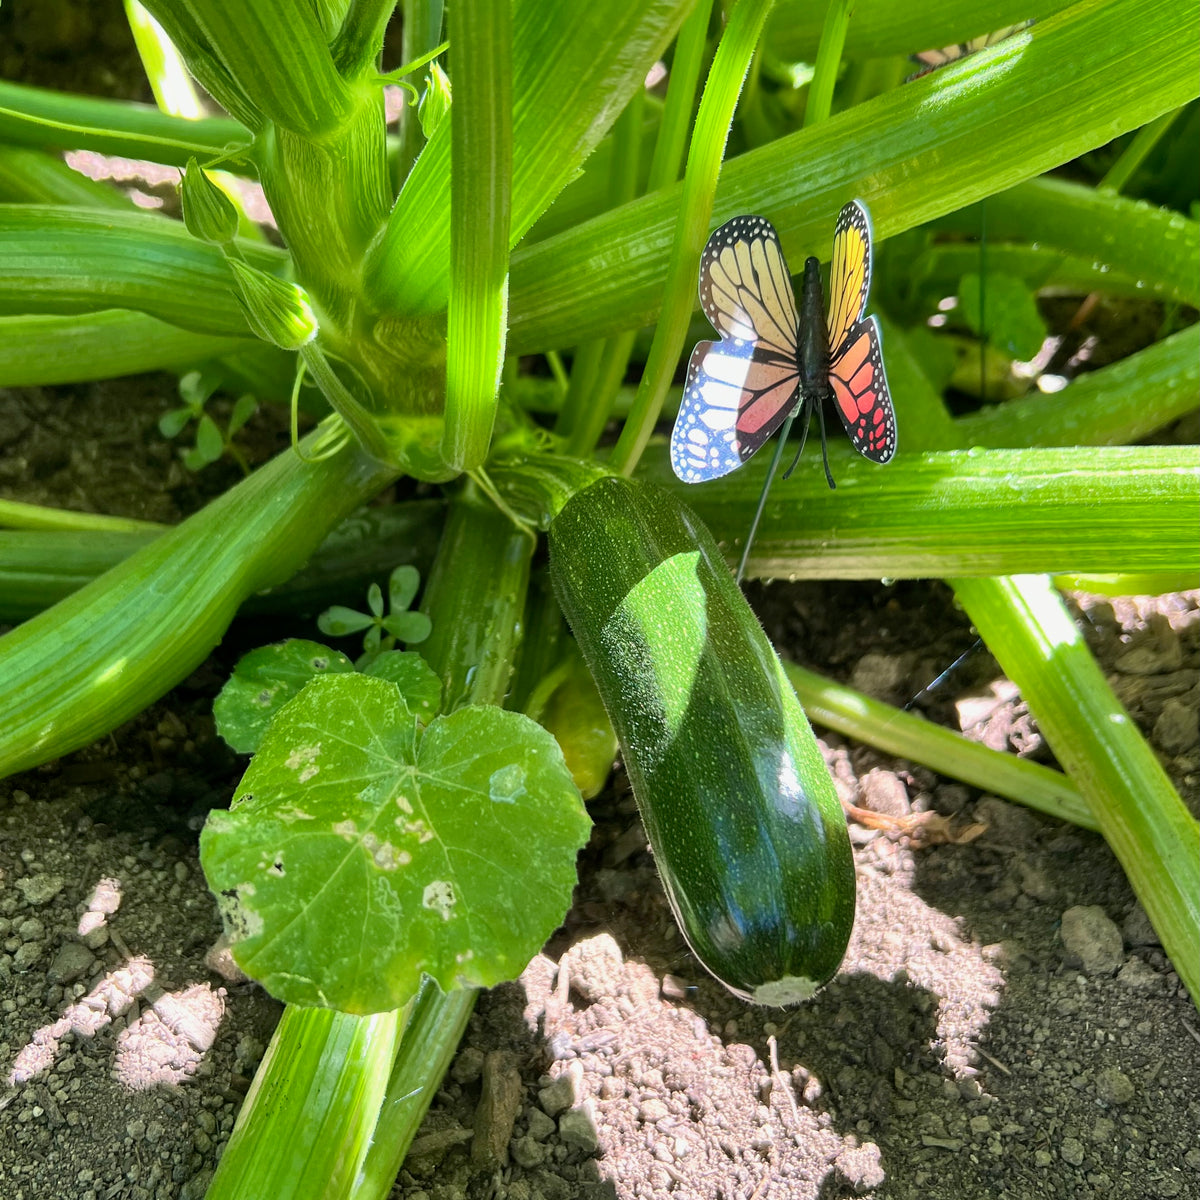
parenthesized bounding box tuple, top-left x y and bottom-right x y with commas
(158, 406, 192, 439)
(389, 564, 421, 613)
(317, 605, 375, 637)
(363, 651, 442, 722)
(213, 639, 355, 754)
(383, 610, 432, 645)
(228, 393, 259, 435)
(194, 413, 225, 463)
(200, 674, 591, 1013)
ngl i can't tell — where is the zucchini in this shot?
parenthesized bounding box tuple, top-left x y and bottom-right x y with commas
(549, 476, 854, 1004)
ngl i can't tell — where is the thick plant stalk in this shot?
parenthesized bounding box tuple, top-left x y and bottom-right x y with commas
(204, 1006, 406, 1200)
(0, 427, 396, 779)
(0, 501, 445, 624)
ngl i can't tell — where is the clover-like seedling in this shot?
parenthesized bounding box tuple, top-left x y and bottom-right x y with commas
(317, 565, 432, 664)
(159, 369, 258, 474)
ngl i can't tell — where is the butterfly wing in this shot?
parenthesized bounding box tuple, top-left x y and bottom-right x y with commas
(670, 216, 801, 483)
(826, 201, 872, 353)
(826, 201, 896, 464)
(829, 316, 896, 463)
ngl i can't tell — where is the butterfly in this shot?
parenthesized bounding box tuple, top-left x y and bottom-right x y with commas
(670, 200, 896, 489)
(908, 22, 1033, 80)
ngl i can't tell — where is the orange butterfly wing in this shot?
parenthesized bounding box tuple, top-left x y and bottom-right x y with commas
(826, 202, 896, 464)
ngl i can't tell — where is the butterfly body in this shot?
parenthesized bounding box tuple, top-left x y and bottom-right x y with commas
(670, 201, 896, 486)
(796, 254, 834, 418)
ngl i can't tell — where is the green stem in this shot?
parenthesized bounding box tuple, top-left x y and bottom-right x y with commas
(555, 339, 604, 441)
(0, 77, 251, 167)
(355, 982, 476, 1195)
(609, 0, 776, 476)
(562, 91, 645, 455)
(954, 323, 1200, 449)
(0, 498, 164, 535)
(646, 0, 713, 192)
(1099, 106, 1182, 193)
(0, 501, 447, 625)
(331, 0, 400, 76)
(804, 0, 852, 127)
(418, 483, 536, 710)
(641, 445, 1200, 581)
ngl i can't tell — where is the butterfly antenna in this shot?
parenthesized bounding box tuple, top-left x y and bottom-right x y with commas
(736, 412, 795, 584)
(781, 397, 813, 480)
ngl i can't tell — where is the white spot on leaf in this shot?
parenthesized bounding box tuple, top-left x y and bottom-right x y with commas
(488, 763, 526, 804)
(422, 880, 457, 920)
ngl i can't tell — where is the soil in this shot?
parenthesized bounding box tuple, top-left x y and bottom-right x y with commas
(2, 374, 1199, 1200)
(3, 7, 1200, 1197)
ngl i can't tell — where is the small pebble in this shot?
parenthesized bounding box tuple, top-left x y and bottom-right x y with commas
(1153, 698, 1198, 754)
(16, 875, 65, 906)
(450, 1046, 485, 1085)
(1060, 1136, 1085, 1166)
(538, 1073, 577, 1118)
(509, 1134, 546, 1168)
(1117, 958, 1161, 991)
(1060, 905, 1123, 975)
(558, 1106, 600, 1154)
(1094, 1066, 1135, 1106)
(526, 1107, 556, 1141)
(47, 942, 96, 985)
(13, 941, 44, 971)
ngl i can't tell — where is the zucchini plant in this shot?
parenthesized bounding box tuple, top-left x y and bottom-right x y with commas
(1, 1, 1197, 1198)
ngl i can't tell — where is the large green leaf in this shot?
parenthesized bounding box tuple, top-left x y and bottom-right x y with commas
(213, 640, 357, 755)
(201, 673, 590, 1012)
(507, 0, 1198, 351)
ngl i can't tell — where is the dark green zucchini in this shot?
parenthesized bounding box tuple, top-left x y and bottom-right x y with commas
(549, 476, 854, 1004)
